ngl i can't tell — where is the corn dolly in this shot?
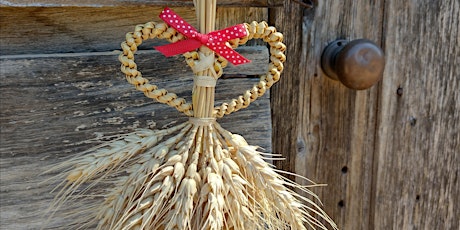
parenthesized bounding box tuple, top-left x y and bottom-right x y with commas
(50, 3, 337, 230)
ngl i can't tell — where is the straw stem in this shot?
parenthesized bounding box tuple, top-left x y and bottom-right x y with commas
(191, 0, 217, 118)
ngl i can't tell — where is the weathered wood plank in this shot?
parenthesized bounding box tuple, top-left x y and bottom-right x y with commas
(271, 0, 459, 230)
(371, 1, 460, 229)
(270, 1, 384, 229)
(0, 0, 281, 7)
(0, 7, 267, 55)
(0, 49, 272, 229)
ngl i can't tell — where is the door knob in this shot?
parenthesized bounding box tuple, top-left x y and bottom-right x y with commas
(321, 39, 385, 90)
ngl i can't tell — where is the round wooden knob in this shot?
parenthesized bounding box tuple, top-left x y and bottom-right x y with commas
(321, 39, 385, 90)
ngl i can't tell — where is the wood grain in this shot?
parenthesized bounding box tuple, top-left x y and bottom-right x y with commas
(372, 1, 460, 229)
(0, 7, 266, 55)
(0, 48, 272, 229)
(0, 4, 274, 228)
(271, 0, 459, 230)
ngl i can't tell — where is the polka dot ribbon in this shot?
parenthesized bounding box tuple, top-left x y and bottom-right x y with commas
(155, 7, 251, 66)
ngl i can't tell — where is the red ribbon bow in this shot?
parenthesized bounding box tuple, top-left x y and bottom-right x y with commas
(155, 7, 250, 66)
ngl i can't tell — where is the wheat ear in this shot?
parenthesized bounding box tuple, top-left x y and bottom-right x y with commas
(101, 124, 196, 229)
(215, 123, 338, 230)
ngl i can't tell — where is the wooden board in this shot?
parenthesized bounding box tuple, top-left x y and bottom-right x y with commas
(372, 1, 459, 229)
(270, 0, 459, 229)
(0, 47, 272, 229)
(0, 4, 275, 229)
(0, 7, 267, 55)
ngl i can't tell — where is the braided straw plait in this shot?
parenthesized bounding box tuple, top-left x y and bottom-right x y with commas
(119, 22, 195, 116)
(213, 21, 286, 118)
(119, 21, 285, 118)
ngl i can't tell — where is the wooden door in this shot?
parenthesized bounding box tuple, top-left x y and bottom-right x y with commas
(271, 1, 459, 229)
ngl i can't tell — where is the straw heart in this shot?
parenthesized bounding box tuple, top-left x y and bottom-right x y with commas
(155, 7, 251, 66)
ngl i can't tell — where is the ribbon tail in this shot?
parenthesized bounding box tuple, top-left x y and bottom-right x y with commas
(230, 55, 251, 66)
(211, 45, 251, 66)
(155, 40, 202, 57)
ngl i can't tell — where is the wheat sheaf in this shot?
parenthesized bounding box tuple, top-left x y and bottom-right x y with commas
(48, 3, 337, 230)
(50, 121, 336, 229)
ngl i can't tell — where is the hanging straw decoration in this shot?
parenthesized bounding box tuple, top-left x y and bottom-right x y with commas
(49, 1, 337, 229)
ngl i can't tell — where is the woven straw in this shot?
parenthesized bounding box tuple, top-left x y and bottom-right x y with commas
(48, 2, 337, 230)
(119, 20, 285, 118)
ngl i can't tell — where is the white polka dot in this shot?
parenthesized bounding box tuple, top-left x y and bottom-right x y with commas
(225, 30, 229, 33)
(219, 38, 222, 41)
(230, 31, 234, 34)
(168, 15, 171, 18)
(184, 30, 188, 33)
(226, 55, 230, 58)
(173, 15, 176, 18)
(234, 27, 238, 30)
(188, 26, 191, 29)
